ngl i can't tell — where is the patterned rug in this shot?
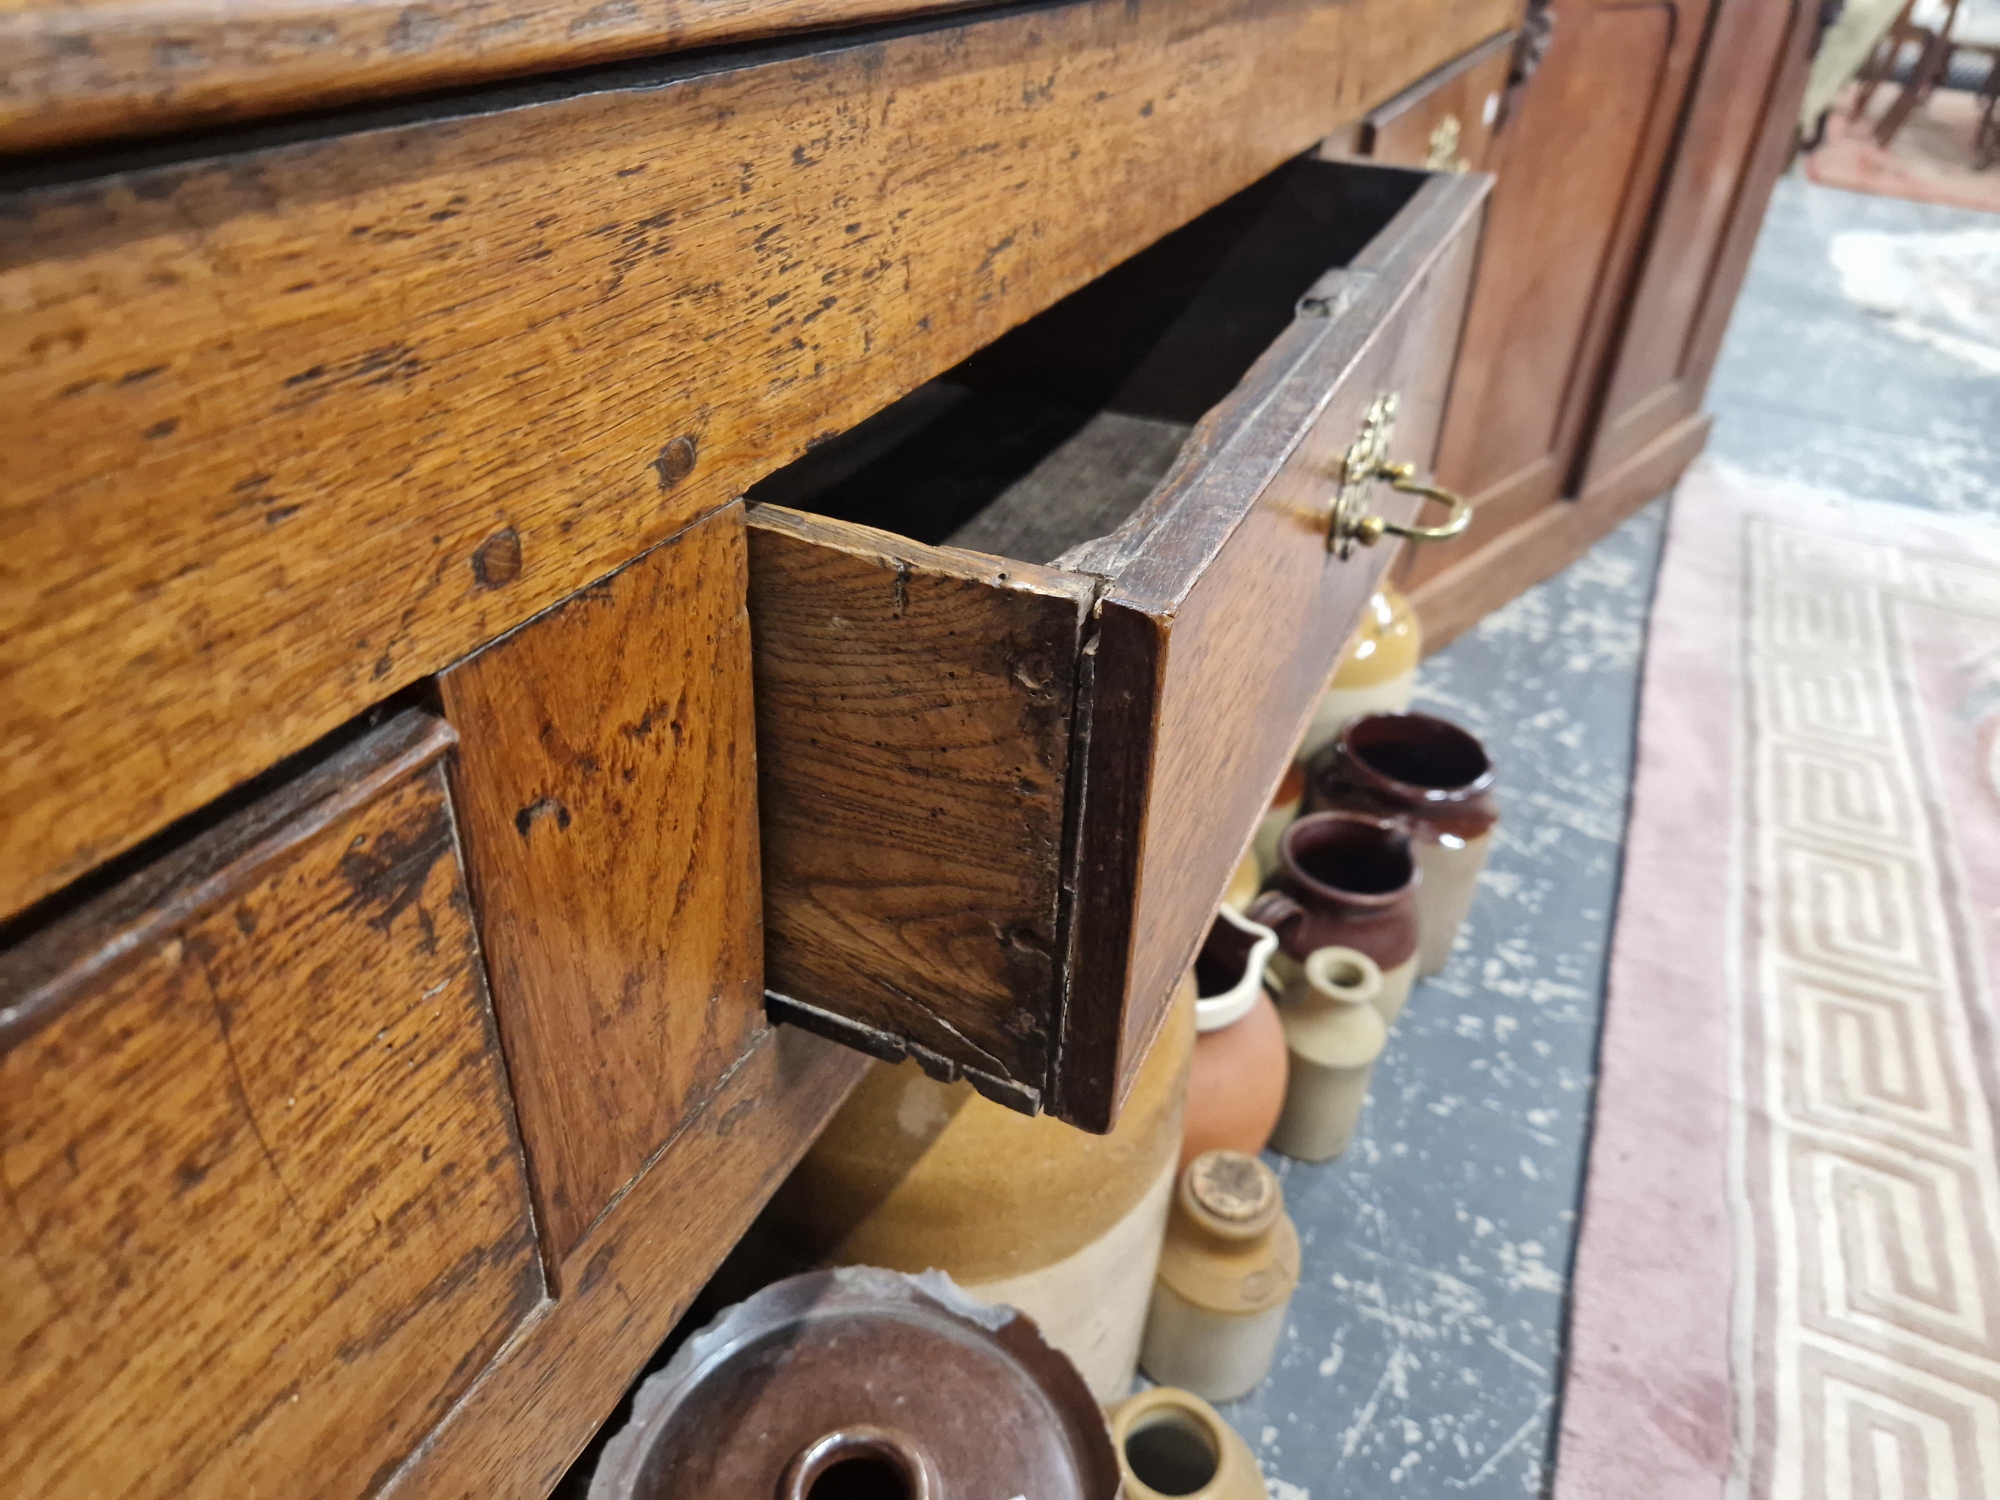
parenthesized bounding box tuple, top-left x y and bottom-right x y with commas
(1555, 463, 2000, 1499)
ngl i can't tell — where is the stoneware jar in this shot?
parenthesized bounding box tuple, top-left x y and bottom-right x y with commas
(759, 978, 1195, 1404)
(1140, 1151, 1300, 1403)
(1249, 760, 1305, 879)
(588, 1268, 1120, 1500)
(1182, 907, 1286, 1170)
(1298, 584, 1424, 762)
(1306, 710, 1498, 978)
(1107, 1387, 1266, 1500)
(1270, 946, 1389, 1163)
(1245, 810, 1421, 1021)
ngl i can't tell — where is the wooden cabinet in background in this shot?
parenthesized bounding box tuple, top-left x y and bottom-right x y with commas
(1359, 29, 1517, 172)
(1376, 0, 1818, 645)
(1583, 0, 1819, 492)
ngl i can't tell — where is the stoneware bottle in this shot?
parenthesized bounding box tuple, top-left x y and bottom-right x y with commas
(1270, 946, 1388, 1163)
(1182, 907, 1286, 1171)
(1306, 711, 1498, 977)
(1249, 760, 1305, 878)
(1245, 811, 1421, 1022)
(1139, 1150, 1300, 1403)
(759, 978, 1195, 1404)
(1298, 584, 1423, 762)
(1108, 1387, 1266, 1500)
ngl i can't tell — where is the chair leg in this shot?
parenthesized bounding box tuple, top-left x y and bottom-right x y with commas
(1875, 31, 1952, 146)
(1851, 35, 1898, 118)
(1979, 61, 2000, 169)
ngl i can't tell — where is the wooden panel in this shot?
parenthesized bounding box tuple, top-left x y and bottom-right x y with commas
(0, 0, 1518, 923)
(0, 710, 543, 1500)
(1402, 0, 1709, 594)
(1362, 30, 1518, 172)
(1583, 0, 1816, 486)
(438, 505, 762, 1269)
(747, 506, 1093, 1113)
(1409, 411, 1711, 650)
(0, 2, 985, 155)
(1057, 172, 1486, 1127)
(380, 1024, 869, 1500)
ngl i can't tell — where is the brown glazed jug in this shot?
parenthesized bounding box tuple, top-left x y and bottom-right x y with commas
(1245, 811, 1421, 1024)
(1305, 711, 1498, 978)
(1181, 907, 1287, 1171)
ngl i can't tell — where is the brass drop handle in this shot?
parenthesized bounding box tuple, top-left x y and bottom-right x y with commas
(1326, 393, 1472, 557)
(1355, 463, 1472, 545)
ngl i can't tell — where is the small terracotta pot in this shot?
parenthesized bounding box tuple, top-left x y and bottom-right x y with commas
(1299, 584, 1423, 762)
(1182, 908, 1287, 1171)
(1108, 1387, 1266, 1500)
(1305, 711, 1498, 978)
(1245, 811, 1420, 1022)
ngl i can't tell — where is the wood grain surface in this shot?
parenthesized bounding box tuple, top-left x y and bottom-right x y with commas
(1056, 170, 1486, 1127)
(0, 709, 543, 1500)
(1403, 0, 1710, 592)
(747, 504, 1093, 1111)
(0, 0, 1516, 923)
(380, 1023, 868, 1500)
(439, 504, 762, 1271)
(0, 1, 983, 155)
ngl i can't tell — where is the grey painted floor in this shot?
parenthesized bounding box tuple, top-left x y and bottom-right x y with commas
(1228, 173, 2000, 1498)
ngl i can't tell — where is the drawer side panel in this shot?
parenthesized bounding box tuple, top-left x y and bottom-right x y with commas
(748, 505, 1093, 1108)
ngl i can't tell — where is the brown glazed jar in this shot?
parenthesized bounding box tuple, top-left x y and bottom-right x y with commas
(1305, 712, 1498, 979)
(1246, 811, 1421, 1024)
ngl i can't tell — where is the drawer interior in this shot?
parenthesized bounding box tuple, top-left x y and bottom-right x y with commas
(747, 157, 1428, 564)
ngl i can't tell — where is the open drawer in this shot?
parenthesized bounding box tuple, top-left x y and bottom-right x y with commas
(747, 158, 1488, 1131)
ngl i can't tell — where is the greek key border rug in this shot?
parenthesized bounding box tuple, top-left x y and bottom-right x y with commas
(1555, 462, 2000, 1500)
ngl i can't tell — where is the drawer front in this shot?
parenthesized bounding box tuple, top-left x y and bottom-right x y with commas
(0, 0, 1516, 927)
(1057, 171, 1487, 1125)
(0, 712, 543, 1500)
(1361, 30, 1517, 173)
(751, 164, 1489, 1128)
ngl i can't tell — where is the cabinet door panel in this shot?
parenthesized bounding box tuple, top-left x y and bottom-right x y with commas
(1584, 0, 1816, 487)
(1403, 0, 1708, 593)
(0, 712, 542, 1500)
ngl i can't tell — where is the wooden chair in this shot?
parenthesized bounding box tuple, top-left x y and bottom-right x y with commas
(1852, 0, 1962, 145)
(1957, 3, 2000, 166)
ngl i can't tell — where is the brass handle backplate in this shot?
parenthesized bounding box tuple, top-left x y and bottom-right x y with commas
(1327, 393, 1472, 558)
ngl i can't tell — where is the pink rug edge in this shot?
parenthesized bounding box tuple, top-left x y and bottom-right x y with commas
(1552, 465, 2000, 1499)
(1551, 463, 1748, 1500)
